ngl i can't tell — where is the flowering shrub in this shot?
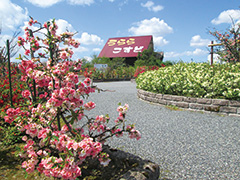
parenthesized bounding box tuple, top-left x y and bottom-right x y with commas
(0, 63, 27, 145)
(134, 65, 165, 78)
(136, 62, 240, 100)
(0, 63, 26, 108)
(4, 18, 141, 179)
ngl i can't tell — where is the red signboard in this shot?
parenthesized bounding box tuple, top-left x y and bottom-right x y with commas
(98, 35, 153, 58)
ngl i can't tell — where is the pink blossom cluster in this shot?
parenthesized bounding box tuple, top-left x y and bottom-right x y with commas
(21, 90, 31, 98)
(20, 123, 107, 179)
(32, 70, 51, 88)
(59, 48, 74, 60)
(89, 115, 108, 133)
(126, 125, 141, 140)
(46, 87, 84, 110)
(17, 36, 26, 46)
(4, 107, 22, 124)
(61, 32, 80, 48)
(5, 17, 141, 179)
(116, 103, 129, 120)
(28, 18, 38, 26)
(18, 120, 109, 179)
(43, 20, 58, 36)
(23, 27, 40, 53)
(84, 101, 95, 111)
(50, 61, 72, 76)
(111, 127, 123, 138)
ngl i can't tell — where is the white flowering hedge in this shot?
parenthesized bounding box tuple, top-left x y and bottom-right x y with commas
(136, 62, 240, 100)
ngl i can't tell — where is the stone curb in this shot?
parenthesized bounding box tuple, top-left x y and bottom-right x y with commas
(137, 89, 240, 117)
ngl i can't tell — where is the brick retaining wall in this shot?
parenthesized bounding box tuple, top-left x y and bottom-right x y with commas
(137, 89, 240, 117)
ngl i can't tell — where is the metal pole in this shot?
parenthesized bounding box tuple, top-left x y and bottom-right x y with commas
(7, 40, 13, 107)
(210, 41, 213, 65)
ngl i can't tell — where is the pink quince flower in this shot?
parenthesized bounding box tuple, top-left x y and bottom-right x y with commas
(84, 101, 95, 111)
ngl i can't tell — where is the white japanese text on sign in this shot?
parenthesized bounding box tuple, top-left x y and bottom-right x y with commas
(112, 46, 144, 54)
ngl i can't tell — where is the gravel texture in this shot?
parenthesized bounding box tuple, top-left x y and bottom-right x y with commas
(82, 81, 240, 179)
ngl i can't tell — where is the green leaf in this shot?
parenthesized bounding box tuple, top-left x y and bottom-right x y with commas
(15, 116, 21, 121)
(43, 137, 49, 143)
(24, 169, 28, 179)
(51, 135, 59, 141)
(66, 148, 74, 156)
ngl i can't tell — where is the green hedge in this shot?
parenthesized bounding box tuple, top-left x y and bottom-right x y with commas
(136, 62, 240, 100)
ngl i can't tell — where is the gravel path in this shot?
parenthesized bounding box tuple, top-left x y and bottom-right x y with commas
(83, 81, 240, 179)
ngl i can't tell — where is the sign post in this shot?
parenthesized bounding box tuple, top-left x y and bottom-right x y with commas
(208, 41, 223, 65)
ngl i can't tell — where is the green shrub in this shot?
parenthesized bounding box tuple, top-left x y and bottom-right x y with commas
(90, 66, 135, 80)
(136, 62, 240, 100)
(135, 48, 163, 67)
(0, 117, 23, 146)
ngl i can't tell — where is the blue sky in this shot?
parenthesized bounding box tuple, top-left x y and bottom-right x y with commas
(1, 0, 240, 63)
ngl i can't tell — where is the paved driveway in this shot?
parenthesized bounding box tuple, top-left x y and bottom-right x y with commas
(83, 81, 240, 179)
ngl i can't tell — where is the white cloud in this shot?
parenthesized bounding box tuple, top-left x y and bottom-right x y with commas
(93, 48, 101, 52)
(108, 0, 115, 2)
(26, 0, 63, 8)
(185, 48, 208, 56)
(83, 56, 92, 61)
(0, 34, 24, 62)
(190, 35, 210, 47)
(164, 51, 180, 58)
(67, 0, 94, 6)
(207, 54, 223, 64)
(0, 34, 12, 47)
(141, 1, 154, 9)
(129, 17, 173, 46)
(26, 0, 94, 7)
(74, 46, 89, 52)
(165, 48, 208, 58)
(154, 36, 169, 46)
(141, 1, 163, 12)
(79, 32, 103, 45)
(211, 9, 240, 25)
(0, 0, 28, 31)
(129, 17, 173, 36)
(152, 5, 164, 13)
(55, 19, 75, 34)
(22, 19, 76, 36)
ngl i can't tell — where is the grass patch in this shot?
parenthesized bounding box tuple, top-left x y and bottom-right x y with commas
(165, 105, 181, 111)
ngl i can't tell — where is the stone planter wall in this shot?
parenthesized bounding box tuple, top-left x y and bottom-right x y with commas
(137, 89, 240, 117)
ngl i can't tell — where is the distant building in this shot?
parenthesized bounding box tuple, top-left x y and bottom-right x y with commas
(98, 35, 154, 66)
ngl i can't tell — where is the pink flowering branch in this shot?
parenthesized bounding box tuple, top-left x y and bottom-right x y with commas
(4, 17, 141, 179)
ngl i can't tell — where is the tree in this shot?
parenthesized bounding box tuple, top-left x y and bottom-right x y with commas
(134, 48, 164, 67)
(81, 58, 94, 69)
(91, 56, 126, 69)
(209, 22, 240, 63)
